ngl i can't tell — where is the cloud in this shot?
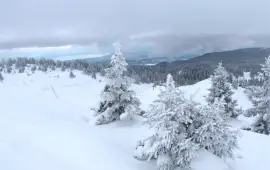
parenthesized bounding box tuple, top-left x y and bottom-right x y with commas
(0, 44, 104, 59)
(1, 0, 270, 50)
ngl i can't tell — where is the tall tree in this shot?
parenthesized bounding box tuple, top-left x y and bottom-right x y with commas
(94, 43, 141, 125)
(206, 62, 241, 118)
(134, 74, 198, 170)
(247, 56, 270, 134)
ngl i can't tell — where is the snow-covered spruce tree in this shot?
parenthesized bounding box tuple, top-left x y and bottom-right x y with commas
(192, 99, 238, 159)
(31, 65, 37, 73)
(0, 72, 3, 82)
(244, 85, 262, 117)
(6, 66, 12, 74)
(134, 74, 198, 170)
(94, 43, 141, 125)
(69, 71, 76, 78)
(206, 62, 242, 118)
(247, 56, 270, 135)
(61, 62, 65, 72)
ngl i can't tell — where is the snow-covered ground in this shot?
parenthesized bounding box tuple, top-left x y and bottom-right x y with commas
(0, 70, 269, 170)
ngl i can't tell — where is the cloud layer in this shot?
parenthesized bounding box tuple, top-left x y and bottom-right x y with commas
(1, 0, 270, 50)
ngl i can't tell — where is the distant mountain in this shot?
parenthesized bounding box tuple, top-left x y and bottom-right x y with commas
(153, 47, 270, 79)
(85, 52, 195, 64)
(168, 47, 270, 68)
(120, 47, 270, 86)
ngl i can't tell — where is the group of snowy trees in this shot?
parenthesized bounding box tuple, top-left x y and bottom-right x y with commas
(92, 45, 239, 170)
(0, 55, 257, 86)
(0, 57, 104, 79)
(132, 63, 238, 170)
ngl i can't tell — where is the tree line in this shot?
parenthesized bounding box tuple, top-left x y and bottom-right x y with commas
(0, 55, 263, 87)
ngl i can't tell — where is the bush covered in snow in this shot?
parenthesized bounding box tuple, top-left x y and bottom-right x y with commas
(193, 99, 239, 159)
(134, 74, 199, 170)
(134, 74, 239, 170)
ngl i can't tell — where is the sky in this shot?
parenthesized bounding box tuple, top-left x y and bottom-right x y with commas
(1, 0, 270, 58)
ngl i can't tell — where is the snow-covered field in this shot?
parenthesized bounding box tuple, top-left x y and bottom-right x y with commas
(0, 70, 270, 170)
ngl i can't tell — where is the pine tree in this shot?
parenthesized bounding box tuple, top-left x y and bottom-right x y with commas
(192, 99, 238, 159)
(91, 72, 96, 79)
(69, 71, 76, 78)
(0, 72, 3, 82)
(232, 76, 238, 89)
(6, 66, 12, 73)
(206, 62, 241, 118)
(51, 65, 56, 71)
(18, 67, 25, 73)
(94, 43, 141, 125)
(134, 74, 198, 170)
(31, 65, 37, 72)
(247, 56, 270, 135)
(61, 62, 65, 72)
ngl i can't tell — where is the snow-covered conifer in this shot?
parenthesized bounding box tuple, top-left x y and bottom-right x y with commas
(69, 71, 76, 78)
(232, 76, 238, 89)
(207, 62, 242, 118)
(0, 72, 3, 82)
(94, 43, 141, 125)
(193, 99, 238, 159)
(31, 65, 37, 72)
(91, 72, 96, 79)
(134, 74, 198, 170)
(18, 67, 25, 73)
(6, 66, 12, 73)
(51, 65, 56, 71)
(247, 56, 270, 134)
(61, 63, 65, 72)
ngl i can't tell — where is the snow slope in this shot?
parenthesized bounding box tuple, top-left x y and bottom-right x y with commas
(0, 70, 269, 170)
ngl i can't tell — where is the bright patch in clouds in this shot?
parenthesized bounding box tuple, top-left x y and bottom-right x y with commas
(0, 44, 106, 60)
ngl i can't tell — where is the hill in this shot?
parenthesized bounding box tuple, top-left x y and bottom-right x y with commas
(169, 47, 270, 72)
(85, 52, 195, 64)
(0, 69, 269, 170)
(127, 47, 270, 85)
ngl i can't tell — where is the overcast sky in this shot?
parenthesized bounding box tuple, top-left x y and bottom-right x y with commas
(0, 0, 270, 50)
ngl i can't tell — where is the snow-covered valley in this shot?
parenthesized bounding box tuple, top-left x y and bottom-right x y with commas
(0, 70, 270, 170)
